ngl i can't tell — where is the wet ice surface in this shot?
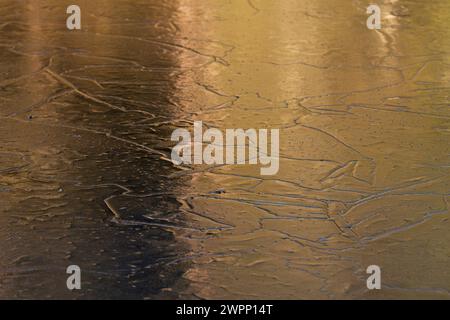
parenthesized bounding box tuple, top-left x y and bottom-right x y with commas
(0, 0, 449, 299)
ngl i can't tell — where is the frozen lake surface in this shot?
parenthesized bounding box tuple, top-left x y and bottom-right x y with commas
(0, 0, 449, 299)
